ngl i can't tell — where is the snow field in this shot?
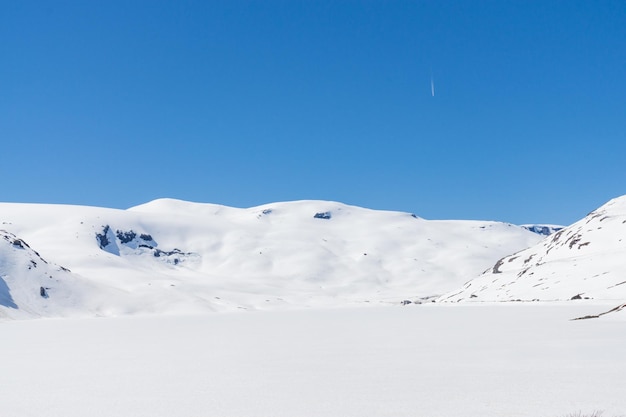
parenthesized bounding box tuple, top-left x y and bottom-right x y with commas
(0, 303, 624, 417)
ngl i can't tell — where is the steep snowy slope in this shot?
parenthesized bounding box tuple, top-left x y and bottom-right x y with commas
(1, 199, 542, 317)
(0, 229, 107, 319)
(440, 196, 626, 302)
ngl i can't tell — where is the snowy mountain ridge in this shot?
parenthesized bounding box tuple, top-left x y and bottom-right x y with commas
(0, 199, 542, 319)
(439, 195, 626, 302)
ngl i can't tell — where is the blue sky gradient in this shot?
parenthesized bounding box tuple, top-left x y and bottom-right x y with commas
(2, 1, 625, 224)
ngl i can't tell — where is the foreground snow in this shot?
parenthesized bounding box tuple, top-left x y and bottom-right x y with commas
(1, 303, 624, 417)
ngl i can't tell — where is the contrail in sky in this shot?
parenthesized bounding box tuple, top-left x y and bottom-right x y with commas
(431, 74, 435, 97)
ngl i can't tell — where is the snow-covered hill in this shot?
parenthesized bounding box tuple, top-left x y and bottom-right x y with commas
(440, 196, 626, 302)
(0, 229, 73, 316)
(0, 199, 541, 318)
(0, 228, 137, 319)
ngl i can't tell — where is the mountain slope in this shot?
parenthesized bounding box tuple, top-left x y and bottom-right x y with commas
(0, 229, 109, 319)
(1, 199, 542, 318)
(439, 196, 626, 302)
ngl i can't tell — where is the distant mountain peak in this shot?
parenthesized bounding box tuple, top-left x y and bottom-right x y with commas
(521, 224, 565, 236)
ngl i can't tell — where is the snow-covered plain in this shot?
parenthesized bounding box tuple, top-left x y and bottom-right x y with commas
(1, 303, 624, 417)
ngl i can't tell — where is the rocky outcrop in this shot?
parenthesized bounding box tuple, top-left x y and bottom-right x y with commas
(96, 226, 198, 266)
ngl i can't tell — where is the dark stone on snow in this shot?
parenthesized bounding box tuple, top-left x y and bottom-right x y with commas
(314, 212, 332, 220)
(492, 257, 505, 274)
(96, 225, 111, 248)
(153, 248, 185, 258)
(116, 230, 137, 244)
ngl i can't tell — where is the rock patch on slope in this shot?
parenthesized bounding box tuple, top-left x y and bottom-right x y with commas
(96, 225, 198, 266)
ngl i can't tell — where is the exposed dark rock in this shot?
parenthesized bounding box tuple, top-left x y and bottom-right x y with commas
(116, 230, 137, 244)
(3, 232, 49, 263)
(492, 257, 505, 274)
(314, 212, 332, 220)
(523, 254, 535, 264)
(566, 233, 583, 249)
(572, 303, 626, 320)
(522, 225, 564, 236)
(94, 226, 193, 264)
(551, 230, 565, 243)
(153, 248, 188, 258)
(96, 225, 111, 249)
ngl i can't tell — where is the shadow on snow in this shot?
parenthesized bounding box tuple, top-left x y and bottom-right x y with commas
(0, 277, 18, 309)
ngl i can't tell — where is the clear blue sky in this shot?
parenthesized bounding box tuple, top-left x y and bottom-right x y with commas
(1, 1, 625, 225)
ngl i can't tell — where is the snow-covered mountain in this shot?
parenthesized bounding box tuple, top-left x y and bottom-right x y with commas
(521, 224, 564, 236)
(440, 196, 626, 302)
(0, 199, 541, 318)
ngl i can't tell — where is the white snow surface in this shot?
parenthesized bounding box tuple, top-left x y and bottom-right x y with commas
(441, 195, 626, 302)
(0, 303, 624, 417)
(2, 198, 626, 416)
(0, 199, 542, 318)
